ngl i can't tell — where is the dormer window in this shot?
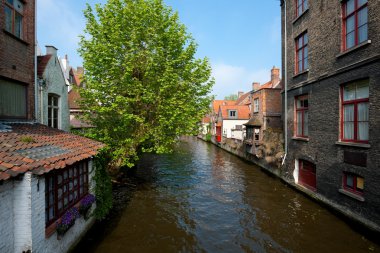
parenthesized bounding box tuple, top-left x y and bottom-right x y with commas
(4, 0, 24, 39)
(228, 110, 237, 119)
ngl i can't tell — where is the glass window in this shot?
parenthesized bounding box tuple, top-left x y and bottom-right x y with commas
(341, 80, 369, 142)
(343, 172, 364, 195)
(48, 94, 60, 129)
(295, 32, 308, 74)
(295, 95, 309, 137)
(343, 0, 368, 50)
(296, 0, 308, 17)
(4, 0, 23, 38)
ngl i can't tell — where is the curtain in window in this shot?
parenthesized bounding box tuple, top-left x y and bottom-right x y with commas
(297, 111, 302, 135)
(357, 102, 368, 140)
(343, 104, 354, 139)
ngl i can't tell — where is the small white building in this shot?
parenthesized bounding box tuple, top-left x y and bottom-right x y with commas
(37, 46, 70, 131)
(217, 105, 250, 141)
(0, 123, 102, 253)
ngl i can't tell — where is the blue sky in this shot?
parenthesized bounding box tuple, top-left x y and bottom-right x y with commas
(37, 0, 281, 99)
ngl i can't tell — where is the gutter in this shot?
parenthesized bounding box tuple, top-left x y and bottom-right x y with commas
(34, 0, 38, 123)
(283, 0, 288, 161)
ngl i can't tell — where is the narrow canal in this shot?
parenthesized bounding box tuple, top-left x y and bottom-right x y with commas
(75, 137, 379, 253)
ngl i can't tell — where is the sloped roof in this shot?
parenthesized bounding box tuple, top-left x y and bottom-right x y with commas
(244, 117, 262, 126)
(220, 105, 250, 119)
(37, 55, 52, 77)
(235, 92, 250, 105)
(212, 100, 235, 114)
(202, 117, 211, 124)
(68, 88, 81, 109)
(0, 123, 103, 181)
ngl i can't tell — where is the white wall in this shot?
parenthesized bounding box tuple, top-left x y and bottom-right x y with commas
(0, 181, 14, 253)
(0, 160, 96, 253)
(222, 120, 249, 139)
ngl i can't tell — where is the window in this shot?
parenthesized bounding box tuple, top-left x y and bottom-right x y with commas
(235, 125, 242, 130)
(48, 94, 59, 129)
(342, 0, 368, 50)
(45, 161, 89, 226)
(295, 95, 308, 137)
(0, 79, 27, 118)
(296, 0, 308, 17)
(228, 110, 237, 118)
(4, 0, 24, 38)
(253, 98, 259, 113)
(295, 32, 308, 74)
(254, 128, 260, 141)
(341, 80, 369, 142)
(343, 172, 364, 195)
(246, 127, 253, 140)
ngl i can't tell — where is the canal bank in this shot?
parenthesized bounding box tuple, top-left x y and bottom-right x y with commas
(73, 137, 379, 252)
(201, 135, 380, 237)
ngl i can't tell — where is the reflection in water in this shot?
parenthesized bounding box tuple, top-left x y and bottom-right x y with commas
(75, 137, 379, 253)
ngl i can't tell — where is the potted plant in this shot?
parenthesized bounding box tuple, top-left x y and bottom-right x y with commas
(79, 194, 96, 219)
(56, 207, 80, 239)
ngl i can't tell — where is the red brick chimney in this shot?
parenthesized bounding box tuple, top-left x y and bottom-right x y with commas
(271, 66, 280, 86)
(252, 82, 260, 91)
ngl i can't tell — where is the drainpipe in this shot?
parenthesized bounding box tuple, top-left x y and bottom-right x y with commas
(34, 0, 38, 123)
(282, 0, 288, 165)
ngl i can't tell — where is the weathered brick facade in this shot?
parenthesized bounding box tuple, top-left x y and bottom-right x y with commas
(0, 0, 36, 120)
(281, 0, 380, 231)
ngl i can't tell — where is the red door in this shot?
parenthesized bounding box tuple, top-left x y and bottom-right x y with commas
(216, 126, 221, 142)
(299, 160, 316, 191)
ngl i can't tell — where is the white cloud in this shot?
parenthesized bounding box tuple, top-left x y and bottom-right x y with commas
(211, 63, 270, 99)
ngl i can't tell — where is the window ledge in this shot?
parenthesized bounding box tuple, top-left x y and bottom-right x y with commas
(292, 8, 309, 24)
(339, 188, 365, 202)
(335, 141, 370, 148)
(292, 136, 309, 142)
(293, 69, 309, 78)
(336, 40, 371, 58)
(3, 29, 29, 45)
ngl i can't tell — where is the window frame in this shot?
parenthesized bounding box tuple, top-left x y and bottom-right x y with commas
(4, 0, 24, 39)
(343, 172, 364, 196)
(295, 94, 309, 138)
(295, 0, 308, 18)
(228, 110, 237, 119)
(340, 81, 369, 143)
(342, 0, 368, 51)
(295, 32, 308, 74)
(253, 98, 259, 113)
(48, 94, 60, 129)
(45, 161, 89, 227)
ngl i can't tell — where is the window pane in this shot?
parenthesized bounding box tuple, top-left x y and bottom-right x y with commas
(304, 0, 308, 10)
(298, 60, 303, 72)
(358, 0, 368, 7)
(346, 174, 354, 188)
(358, 103, 369, 140)
(358, 24, 368, 44)
(53, 97, 59, 106)
(4, 6, 13, 33)
(357, 177, 364, 190)
(6, 0, 14, 5)
(346, 0, 355, 15)
(15, 13, 22, 38)
(304, 110, 308, 136)
(346, 15, 355, 34)
(356, 81, 369, 99)
(358, 102, 369, 121)
(303, 33, 308, 44)
(297, 111, 303, 135)
(304, 56, 308, 70)
(358, 7, 368, 26)
(346, 32, 355, 49)
(343, 105, 354, 139)
(343, 83, 356, 101)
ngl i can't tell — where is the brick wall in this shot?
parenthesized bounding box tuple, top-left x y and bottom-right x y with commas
(0, 0, 36, 120)
(281, 0, 380, 230)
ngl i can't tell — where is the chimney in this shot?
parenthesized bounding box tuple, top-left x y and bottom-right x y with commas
(76, 67, 84, 76)
(45, 45, 58, 56)
(238, 91, 244, 98)
(271, 66, 280, 86)
(252, 82, 260, 91)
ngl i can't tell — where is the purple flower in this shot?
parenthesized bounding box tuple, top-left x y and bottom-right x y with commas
(56, 207, 80, 235)
(80, 194, 96, 209)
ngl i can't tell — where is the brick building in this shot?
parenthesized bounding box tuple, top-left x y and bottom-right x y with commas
(281, 0, 380, 231)
(0, 0, 36, 121)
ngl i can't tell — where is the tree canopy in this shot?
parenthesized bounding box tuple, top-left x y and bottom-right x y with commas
(78, 0, 214, 168)
(224, 94, 238, 101)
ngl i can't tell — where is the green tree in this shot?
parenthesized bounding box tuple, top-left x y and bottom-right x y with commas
(79, 0, 214, 169)
(224, 94, 238, 101)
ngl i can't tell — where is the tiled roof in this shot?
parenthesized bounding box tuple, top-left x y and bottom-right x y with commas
(68, 89, 81, 109)
(220, 105, 250, 119)
(235, 92, 250, 105)
(70, 115, 93, 129)
(37, 55, 52, 77)
(0, 123, 103, 181)
(212, 100, 235, 114)
(202, 117, 211, 124)
(244, 117, 262, 126)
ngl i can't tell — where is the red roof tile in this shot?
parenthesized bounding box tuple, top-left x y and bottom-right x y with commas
(212, 100, 236, 114)
(37, 55, 52, 77)
(219, 105, 250, 119)
(0, 123, 103, 181)
(235, 92, 250, 105)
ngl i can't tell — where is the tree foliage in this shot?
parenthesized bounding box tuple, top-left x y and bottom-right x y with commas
(224, 94, 238, 101)
(78, 0, 214, 168)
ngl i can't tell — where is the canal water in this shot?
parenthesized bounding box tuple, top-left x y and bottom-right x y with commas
(75, 137, 379, 253)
